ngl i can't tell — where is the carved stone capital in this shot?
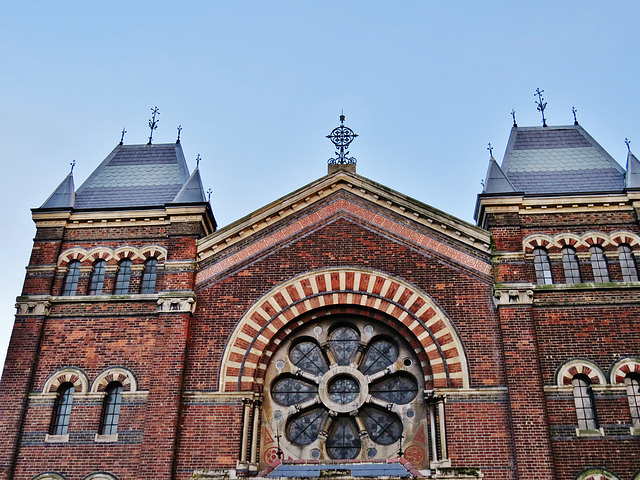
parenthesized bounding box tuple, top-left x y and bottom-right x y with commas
(157, 296, 196, 313)
(15, 297, 52, 316)
(493, 286, 534, 306)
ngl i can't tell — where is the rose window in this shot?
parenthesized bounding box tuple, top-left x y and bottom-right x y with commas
(262, 317, 425, 463)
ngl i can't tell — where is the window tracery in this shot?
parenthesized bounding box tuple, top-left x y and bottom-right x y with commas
(262, 316, 426, 464)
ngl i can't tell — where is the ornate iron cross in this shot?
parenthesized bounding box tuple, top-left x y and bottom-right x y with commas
(327, 113, 358, 165)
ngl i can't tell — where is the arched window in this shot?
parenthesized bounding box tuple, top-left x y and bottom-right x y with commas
(88, 259, 106, 295)
(62, 261, 80, 296)
(533, 247, 553, 285)
(100, 382, 124, 435)
(625, 373, 640, 428)
(114, 259, 132, 294)
(589, 245, 609, 282)
(51, 382, 74, 435)
(572, 375, 597, 430)
(140, 258, 158, 294)
(263, 317, 425, 463)
(618, 244, 639, 282)
(561, 246, 581, 284)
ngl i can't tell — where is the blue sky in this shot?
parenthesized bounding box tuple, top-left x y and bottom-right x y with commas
(1, 2, 639, 371)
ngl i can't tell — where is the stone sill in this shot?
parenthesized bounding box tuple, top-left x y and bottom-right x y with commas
(45, 433, 69, 443)
(575, 427, 605, 437)
(95, 433, 118, 443)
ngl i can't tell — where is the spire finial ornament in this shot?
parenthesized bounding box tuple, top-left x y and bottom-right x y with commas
(511, 109, 517, 127)
(207, 188, 212, 202)
(70, 159, 76, 174)
(487, 143, 494, 158)
(625, 138, 631, 153)
(196, 154, 201, 168)
(327, 113, 357, 165)
(148, 106, 160, 144)
(120, 127, 127, 145)
(534, 88, 548, 127)
(176, 125, 182, 143)
(572, 106, 578, 125)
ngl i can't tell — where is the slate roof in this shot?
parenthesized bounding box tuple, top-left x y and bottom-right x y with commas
(40, 173, 75, 209)
(496, 125, 626, 194)
(73, 143, 191, 209)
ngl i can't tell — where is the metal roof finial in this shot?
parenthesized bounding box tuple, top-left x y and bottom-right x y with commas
(625, 138, 631, 153)
(120, 127, 127, 145)
(327, 113, 357, 165)
(176, 125, 182, 143)
(70, 159, 76, 174)
(148, 106, 160, 144)
(511, 109, 517, 128)
(572, 107, 578, 125)
(196, 154, 201, 168)
(534, 88, 548, 127)
(487, 143, 494, 158)
(207, 188, 212, 203)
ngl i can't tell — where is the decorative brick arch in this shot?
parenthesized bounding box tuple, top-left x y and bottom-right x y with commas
(218, 268, 469, 392)
(556, 359, 606, 386)
(91, 367, 138, 393)
(609, 231, 640, 247)
(522, 234, 554, 253)
(57, 245, 167, 268)
(582, 232, 610, 247)
(523, 231, 640, 254)
(575, 468, 620, 480)
(609, 357, 640, 385)
(31, 473, 67, 480)
(81, 473, 119, 480)
(43, 367, 89, 394)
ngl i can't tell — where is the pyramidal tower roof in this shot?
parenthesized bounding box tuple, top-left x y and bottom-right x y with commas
(40, 172, 75, 209)
(626, 149, 640, 189)
(73, 143, 192, 209)
(497, 124, 625, 194)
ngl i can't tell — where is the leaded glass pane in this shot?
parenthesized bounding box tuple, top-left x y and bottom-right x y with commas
(618, 245, 639, 282)
(289, 341, 328, 375)
(52, 383, 74, 435)
(140, 258, 158, 293)
(89, 259, 106, 295)
(328, 327, 359, 366)
(287, 407, 324, 446)
(361, 406, 402, 445)
(625, 374, 640, 428)
(62, 261, 80, 296)
(101, 382, 123, 435)
(533, 248, 552, 285)
(326, 417, 360, 459)
(271, 377, 317, 406)
(360, 338, 398, 375)
(370, 374, 418, 404)
(561, 247, 581, 284)
(572, 376, 597, 430)
(327, 375, 359, 404)
(114, 259, 132, 294)
(590, 245, 609, 283)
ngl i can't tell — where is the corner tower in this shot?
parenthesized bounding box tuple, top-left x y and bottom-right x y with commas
(0, 141, 215, 480)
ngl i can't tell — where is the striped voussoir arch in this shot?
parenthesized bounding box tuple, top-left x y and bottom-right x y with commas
(218, 267, 469, 392)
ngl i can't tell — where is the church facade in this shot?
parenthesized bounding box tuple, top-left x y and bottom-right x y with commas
(0, 117, 639, 480)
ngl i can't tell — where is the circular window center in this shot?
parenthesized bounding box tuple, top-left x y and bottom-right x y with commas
(327, 375, 360, 404)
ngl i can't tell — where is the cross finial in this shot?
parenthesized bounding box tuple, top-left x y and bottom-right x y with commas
(572, 106, 578, 125)
(148, 106, 160, 144)
(511, 109, 517, 127)
(487, 143, 494, 158)
(70, 159, 76, 174)
(120, 127, 127, 145)
(625, 138, 631, 153)
(196, 154, 201, 168)
(327, 113, 357, 165)
(207, 188, 212, 202)
(176, 125, 182, 143)
(534, 88, 547, 127)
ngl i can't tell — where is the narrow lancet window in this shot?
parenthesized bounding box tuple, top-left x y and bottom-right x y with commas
(101, 382, 124, 435)
(51, 382, 75, 435)
(533, 247, 553, 285)
(561, 246, 581, 284)
(140, 258, 158, 294)
(62, 261, 81, 296)
(572, 375, 597, 430)
(618, 244, 638, 282)
(589, 245, 609, 282)
(114, 259, 132, 294)
(88, 259, 106, 295)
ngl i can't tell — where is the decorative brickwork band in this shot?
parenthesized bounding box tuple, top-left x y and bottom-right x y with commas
(57, 245, 168, 267)
(197, 199, 491, 285)
(218, 268, 469, 392)
(523, 231, 640, 253)
(556, 359, 606, 386)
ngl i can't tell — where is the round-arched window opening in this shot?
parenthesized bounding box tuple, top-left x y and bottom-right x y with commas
(262, 314, 428, 466)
